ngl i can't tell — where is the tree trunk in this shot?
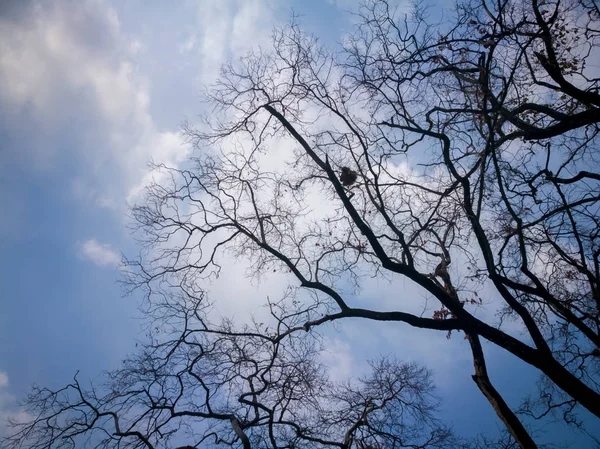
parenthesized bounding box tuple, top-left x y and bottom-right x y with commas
(468, 333, 538, 449)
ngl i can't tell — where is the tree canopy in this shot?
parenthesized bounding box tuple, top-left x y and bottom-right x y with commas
(3, 0, 600, 448)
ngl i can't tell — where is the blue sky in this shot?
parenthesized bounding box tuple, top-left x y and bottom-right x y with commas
(0, 0, 595, 446)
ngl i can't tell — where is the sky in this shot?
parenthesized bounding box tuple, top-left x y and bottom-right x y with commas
(0, 0, 596, 447)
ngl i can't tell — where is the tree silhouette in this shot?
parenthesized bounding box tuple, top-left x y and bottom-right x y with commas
(4, 0, 600, 448)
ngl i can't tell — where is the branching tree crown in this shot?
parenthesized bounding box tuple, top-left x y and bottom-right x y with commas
(3, 0, 600, 448)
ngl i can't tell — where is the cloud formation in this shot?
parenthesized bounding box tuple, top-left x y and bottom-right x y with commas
(194, 0, 278, 83)
(0, 0, 188, 209)
(0, 371, 31, 436)
(78, 239, 121, 268)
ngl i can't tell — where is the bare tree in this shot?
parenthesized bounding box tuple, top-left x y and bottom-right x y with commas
(3, 0, 600, 447)
(2, 291, 459, 449)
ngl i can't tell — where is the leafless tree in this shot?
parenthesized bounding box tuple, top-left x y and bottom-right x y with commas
(2, 291, 459, 449)
(3, 0, 600, 447)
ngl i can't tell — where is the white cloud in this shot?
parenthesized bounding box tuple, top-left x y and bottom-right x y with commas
(0, 0, 288, 213)
(0, 370, 32, 436)
(129, 38, 145, 55)
(0, 0, 189, 210)
(178, 35, 196, 54)
(194, 0, 280, 83)
(78, 239, 121, 268)
(0, 1, 119, 121)
(319, 338, 357, 382)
